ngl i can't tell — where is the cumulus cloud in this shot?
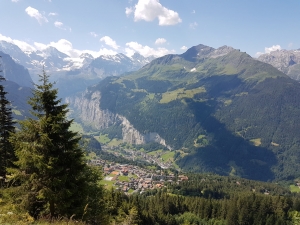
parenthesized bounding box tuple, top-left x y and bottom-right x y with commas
(189, 22, 198, 29)
(256, 45, 281, 57)
(128, 0, 182, 26)
(125, 41, 174, 57)
(155, 38, 166, 45)
(125, 7, 133, 16)
(33, 39, 79, 58)
(35, 39, 117, 58)
(181, 46, 188, 51)
(100, 36, 119, 50)
(54, 21, 63, 28)
(0, 33, 116, 60)
(48, 12, 58, 16)
(53, 21, 71, 31)
(0, 33, 36, 52)
(25, 6, 48, 24)
(90, 32, 98, 38)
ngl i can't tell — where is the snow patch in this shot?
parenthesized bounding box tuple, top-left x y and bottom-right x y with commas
(190, 68, 197, 72)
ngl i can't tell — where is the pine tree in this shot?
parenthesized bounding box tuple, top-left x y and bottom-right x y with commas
(0, 57, 15, 179)
(9, 69, 107, 222)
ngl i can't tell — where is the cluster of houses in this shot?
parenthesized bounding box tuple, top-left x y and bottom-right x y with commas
(101, 145, 173, 169)
(90, 159, 188, 193)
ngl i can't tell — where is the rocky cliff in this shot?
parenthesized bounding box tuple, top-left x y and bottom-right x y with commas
(257, 49, 300, 80)
(66, 91, 170, 148)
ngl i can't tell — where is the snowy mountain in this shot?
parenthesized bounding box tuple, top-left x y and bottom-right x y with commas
(0, 40, 155, 97)
(0, 51, 33, 88)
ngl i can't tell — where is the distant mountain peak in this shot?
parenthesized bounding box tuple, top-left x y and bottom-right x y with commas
(180, 44, 215, 62)
(209, 45, 236, 58)
(257, 48, 300, 80)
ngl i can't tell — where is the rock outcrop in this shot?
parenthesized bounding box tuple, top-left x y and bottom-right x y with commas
(66, 91, 170, 148)
(257, 49, 300, 80)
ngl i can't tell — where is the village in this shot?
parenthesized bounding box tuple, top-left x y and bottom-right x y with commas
(90, 158, 188, 194)
(101, 145, 175, 170)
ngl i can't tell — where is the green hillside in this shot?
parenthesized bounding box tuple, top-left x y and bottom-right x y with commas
(82, 45, 300, 181)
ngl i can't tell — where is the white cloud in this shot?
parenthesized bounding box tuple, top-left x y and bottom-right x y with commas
(53, 21, 71, 31)
(129, 0, 182, 26)
(0, 34, 116, 59)
(125, 41, 174, 57)
(192, 10, 196, 14)
(34, 39, 117, 58)
(189, 22, 198, 29)
(83, 48, 118, 58)
(11, 0, 19, 2)
(47, 39, 80, 57)
(25, 6, 48, 24)
(0, 33, 36, 52)
(155, 38, 166, 45)
(54, 21, 63, 28)
(48, 12, 58, 16)
(265, 45, 281, 53)
(181, 46, 188, 51)
(90, 32, 98, 38)
(125, 7, 133, 16)
(100, 36, 119, 50)
(256, 45, 281, 57)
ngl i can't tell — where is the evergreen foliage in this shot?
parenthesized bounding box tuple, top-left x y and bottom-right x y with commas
(0, 57, 16, 179)
(8, 70, 107, 223)
(104, 174, 300, 225)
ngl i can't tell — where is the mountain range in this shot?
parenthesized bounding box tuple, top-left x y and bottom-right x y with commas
(258, 49, 300, 80)
(0, 51, 32, 120)
(0, 40, 154, 97)
(67, 44, 300, 182)
(2, 40, 300, 182)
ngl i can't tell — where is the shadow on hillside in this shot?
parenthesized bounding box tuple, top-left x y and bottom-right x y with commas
(178, 76, 277, 181)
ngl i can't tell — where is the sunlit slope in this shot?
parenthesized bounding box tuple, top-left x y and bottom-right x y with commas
(86, 44, 300, 181)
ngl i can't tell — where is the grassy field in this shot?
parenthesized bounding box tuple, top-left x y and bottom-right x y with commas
(108, 138, 123, 147)
(100, 180, 116, 189)
(147, 149, 163, 156)
(161, 151, 175, 162)
(95, 134, 111, 144)
(69, 121, 84, 134)
(250, 138, 262, 146)
(118, 175, 129, 182)
(160, 87, 206, 104)
(290, 185, 300, 193)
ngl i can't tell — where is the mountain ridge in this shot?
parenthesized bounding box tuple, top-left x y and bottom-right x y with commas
(69, 44, 300, 181)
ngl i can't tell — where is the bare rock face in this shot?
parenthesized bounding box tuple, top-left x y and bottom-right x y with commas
(66, 91, 118, 129)
(208, 45, 236, 59)
(66, 91, 170, 148)
(257, 49, 300, 80)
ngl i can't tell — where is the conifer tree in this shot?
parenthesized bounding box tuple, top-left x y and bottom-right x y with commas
(9, 69, 107, 222)
(0, 58, 15, 179)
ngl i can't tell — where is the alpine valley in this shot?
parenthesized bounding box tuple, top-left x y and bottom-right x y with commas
(2, 42, 300, 182)
(67, 44, 300, 182)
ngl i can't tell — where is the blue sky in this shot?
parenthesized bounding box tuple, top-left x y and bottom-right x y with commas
(1, 0, 300, 58)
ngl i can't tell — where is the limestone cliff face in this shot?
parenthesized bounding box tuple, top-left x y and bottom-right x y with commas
(119, 115, 171, 149)
(66, 91, 118, 129)
(257, 49, 300, 80)
(66, 91, 170, 148)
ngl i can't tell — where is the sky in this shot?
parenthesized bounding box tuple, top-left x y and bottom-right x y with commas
(1, 0, 300, 59)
